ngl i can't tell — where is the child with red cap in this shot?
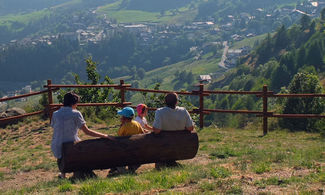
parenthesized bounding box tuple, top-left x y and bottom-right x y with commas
(135, 104, 153, 132)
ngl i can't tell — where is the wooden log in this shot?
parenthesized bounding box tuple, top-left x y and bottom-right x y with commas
(59, 130, 199, 173)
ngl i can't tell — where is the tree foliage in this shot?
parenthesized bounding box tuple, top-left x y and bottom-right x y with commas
(58, 57, 119, 121)
(280, 72, 325, 132)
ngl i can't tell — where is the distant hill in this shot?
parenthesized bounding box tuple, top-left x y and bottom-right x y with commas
(212, 14, 325, 93)
(122, 0, 193, 12)
(0, 0, 314, 92)
(0, 0, 71, 15)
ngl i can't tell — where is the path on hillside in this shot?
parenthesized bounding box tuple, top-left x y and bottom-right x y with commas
(218, 41, 229, 69)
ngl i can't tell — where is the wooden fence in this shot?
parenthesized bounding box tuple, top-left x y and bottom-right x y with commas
(1, 79, 325, 135)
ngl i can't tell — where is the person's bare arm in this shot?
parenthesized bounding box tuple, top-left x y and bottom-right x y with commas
(144, 124, 153, 131)
(185, 126, 194, 131)
(152, 127, 161, 134)
(80, 124, 113, 139)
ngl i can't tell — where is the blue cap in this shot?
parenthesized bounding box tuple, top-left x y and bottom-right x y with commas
(117, 107, 135, 118)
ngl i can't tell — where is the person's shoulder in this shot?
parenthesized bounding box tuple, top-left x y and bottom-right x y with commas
(53, 110, 59, 115)
(71, 109, 83, 117)
(155, 107, 163, 114)
(175, 106, 187, 111)
(156, 107, 164, 111)
(131, 120, 141, 126)
(71, 109, 82, 114)
(156, 106, 170, 112)
(52, 107, 64, 116)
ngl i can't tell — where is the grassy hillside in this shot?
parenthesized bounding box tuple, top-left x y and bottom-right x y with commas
(116, 52, 222, 91)
(0, 118, 325, 194)
(96, 0, 196, 24)
(0, 10, 50, 30)
(231, 33, 269, 50)
(118, 33, 267, 91)
(0, 0, 71, 16)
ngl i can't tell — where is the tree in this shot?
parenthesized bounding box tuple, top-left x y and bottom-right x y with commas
(137, 68, 146, 79)
(58, 57, 118, 120)
(280, 72, 325, 132)
(274, 25, 289, 50)
(306, 41, 323, 70)
(279, 52, 296, 74)
(270, 63, 291, 91)
(300, 14, 311, 31)
(321, 7, 325, 20)
(296, 47, 306, 68)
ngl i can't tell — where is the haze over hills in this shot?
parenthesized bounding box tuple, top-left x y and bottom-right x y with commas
(0, 0, 324, 94)
(0, 0, 71, 15)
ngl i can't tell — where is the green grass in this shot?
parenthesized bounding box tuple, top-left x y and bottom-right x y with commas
(51, 0, 82, 9)
(119, 56, 222, 91)
(0, 10, 50, 30)
(210, 167, 231, 178)
(96, 0, 196, 24)
(1, 123, 325, 194)
(231, 33, 269, 49)
(0, 172, 4, 181)
(103, 10, 163, 23)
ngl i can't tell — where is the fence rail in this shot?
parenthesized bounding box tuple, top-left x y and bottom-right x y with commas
(1, 79, 324, 135)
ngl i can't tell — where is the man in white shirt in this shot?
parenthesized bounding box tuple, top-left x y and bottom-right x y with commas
(153, 93, 194, 133)
(152, 93, 194, 169)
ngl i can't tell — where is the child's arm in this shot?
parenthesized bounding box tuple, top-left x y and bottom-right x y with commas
(144, 124, 153, 131)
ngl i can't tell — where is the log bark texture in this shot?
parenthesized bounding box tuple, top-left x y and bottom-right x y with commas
(59, 130, 199, 173)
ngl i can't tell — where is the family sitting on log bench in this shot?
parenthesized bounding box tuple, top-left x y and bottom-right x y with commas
(50, 92, 198, 179)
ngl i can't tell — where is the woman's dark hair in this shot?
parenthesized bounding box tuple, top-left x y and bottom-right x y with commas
(63, 92, 80, 107)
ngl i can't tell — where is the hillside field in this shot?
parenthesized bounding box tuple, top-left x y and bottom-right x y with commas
(0, 117, 325, 194)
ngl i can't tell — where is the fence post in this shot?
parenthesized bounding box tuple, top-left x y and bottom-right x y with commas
(120, 80, 125, 107)
(263, 85, 268, 135)
(199, 83, 204, 129)
(47, 80, 54, 121)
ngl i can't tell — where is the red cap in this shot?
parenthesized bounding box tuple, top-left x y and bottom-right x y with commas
(136, 104, 146, 115)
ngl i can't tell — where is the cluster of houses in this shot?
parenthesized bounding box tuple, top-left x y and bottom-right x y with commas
(1, 85, 32, 102)
(0, 85, 32, 112)
(2, 0, 325, 50)
(1, 0, 325, 88)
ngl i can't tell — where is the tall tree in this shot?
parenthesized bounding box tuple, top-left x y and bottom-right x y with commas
(300, 14, 311, 31)
(306, 41, 323, 70)
(280, 72, 325, 131)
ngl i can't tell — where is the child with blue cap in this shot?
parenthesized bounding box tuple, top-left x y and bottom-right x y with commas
(108, 107, 144, 176)
(117, 107, 144, 136)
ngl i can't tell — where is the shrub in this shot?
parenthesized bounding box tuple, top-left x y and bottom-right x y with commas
(279, 72, 325, 132)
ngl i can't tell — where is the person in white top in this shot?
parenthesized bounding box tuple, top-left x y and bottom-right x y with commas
(153, 93, 194, 133)
(51, 92, 112, 179)
(152, 93, 195, 169)
(134, 104, 153, 132)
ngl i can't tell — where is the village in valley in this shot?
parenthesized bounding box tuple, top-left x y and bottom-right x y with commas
(1, 0, 325, 98)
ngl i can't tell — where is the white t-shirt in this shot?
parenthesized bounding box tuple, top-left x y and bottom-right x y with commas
(135, 116, 148, 128)
(153, 106, 194, 131)
(51, 107, 86, 159)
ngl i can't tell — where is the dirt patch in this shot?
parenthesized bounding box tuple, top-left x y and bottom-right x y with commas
(185, 154, 212, 165)
(0, 167, 10, 174)
(0, 170, 56, 191)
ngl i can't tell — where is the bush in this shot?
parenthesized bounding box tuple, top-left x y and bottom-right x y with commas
(279, 72, 325, 132)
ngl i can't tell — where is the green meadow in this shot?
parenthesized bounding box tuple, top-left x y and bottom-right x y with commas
(0, 118, 325, 194)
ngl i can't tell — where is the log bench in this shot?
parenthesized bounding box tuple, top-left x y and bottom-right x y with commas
(59, 130, 199, 173)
